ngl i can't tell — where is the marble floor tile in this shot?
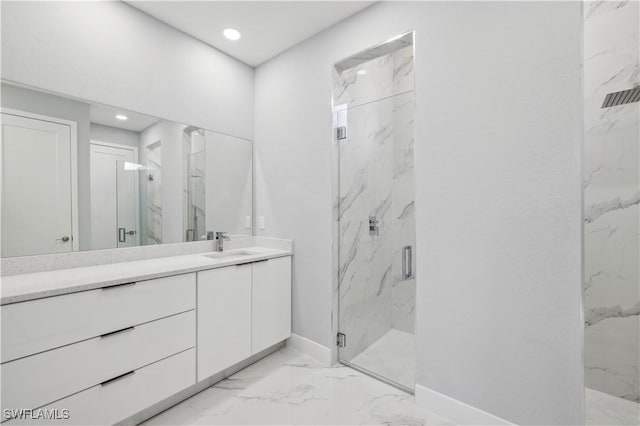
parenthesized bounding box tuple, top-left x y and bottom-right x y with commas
(143, 346, 452, 426)
(586, 388, 640, 426)
(350, 328, 415, 389)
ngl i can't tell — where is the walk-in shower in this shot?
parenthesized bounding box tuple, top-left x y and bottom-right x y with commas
(144, 140, 162, 245)
(333, 32, 416, 391)
(583, 1, 639, 422)
(183, 127, 206, 242)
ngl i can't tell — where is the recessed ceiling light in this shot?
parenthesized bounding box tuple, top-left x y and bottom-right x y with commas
(115, 114, 128, 121)
(357, 69, 367, 76)
(223, 28, 241, 41)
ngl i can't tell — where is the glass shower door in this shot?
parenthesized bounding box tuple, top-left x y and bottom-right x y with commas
(186, 151, 206, 241)
(337, 90, 416, 391)
(145, 141, 162, 245)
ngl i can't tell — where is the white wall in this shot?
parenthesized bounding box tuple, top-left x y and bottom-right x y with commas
(90, 124, 140, 150)
(1, 1, 254, 140)
(254, 2, 583, 424)
(414, 3, 583, 424)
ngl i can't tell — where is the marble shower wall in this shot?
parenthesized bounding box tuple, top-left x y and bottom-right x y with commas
(145, 141, 162, 245)
(182, 129, 206, 241)
(335, 44, 415, 361)
(189, 150, 207, 239)
(584, 1, 639, 403)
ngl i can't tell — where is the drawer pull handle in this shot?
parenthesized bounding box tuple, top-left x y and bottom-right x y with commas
(100, 370, 135, 387)
(100, 326, 135, 339)
(101, 282, 136, 290)
(235, 258, 269, 267)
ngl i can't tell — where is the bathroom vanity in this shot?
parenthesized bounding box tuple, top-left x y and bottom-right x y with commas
(0, 6, 289, 423)
(0, 242, 292, 425)
(0, 65, 279, 425)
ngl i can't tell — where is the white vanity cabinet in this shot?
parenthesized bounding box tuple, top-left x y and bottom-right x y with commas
(251, 256, 292, 353)
(2, 312, 195, 414)
(1, 251, 292, 425)
(197, 263, 252, 381)
(24, 349, 195, 426)
(197, 256, 292, 380)
(1, 273, 195, 363)
(1, 273, 197, 425)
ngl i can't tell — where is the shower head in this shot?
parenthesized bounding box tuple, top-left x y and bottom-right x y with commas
(601, 86, 640, 108)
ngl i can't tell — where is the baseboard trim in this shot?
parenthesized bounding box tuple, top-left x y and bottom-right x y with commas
(286, 333, 333, 366)
(415, 384, 515, 425)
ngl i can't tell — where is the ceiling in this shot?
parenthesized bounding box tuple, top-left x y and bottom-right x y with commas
(126, 1, 374, 67)
(90, 103, 159, 133)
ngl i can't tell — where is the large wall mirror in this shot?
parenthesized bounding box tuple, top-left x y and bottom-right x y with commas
(1, 82, 253, 257)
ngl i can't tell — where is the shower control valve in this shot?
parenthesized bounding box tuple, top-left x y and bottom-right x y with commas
(369, 216, 379, 236)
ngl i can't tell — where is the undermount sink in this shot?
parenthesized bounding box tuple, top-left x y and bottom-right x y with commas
(202, 250, 256, 259)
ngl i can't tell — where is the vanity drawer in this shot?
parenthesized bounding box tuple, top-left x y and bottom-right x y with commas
(1, 273, 195, 363)
(1, 310, 195, 413)
(3, 348, 195, 425)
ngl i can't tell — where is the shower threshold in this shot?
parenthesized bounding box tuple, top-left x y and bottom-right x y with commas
(341, 329, 416, 394)
(341, 359, 414, 395)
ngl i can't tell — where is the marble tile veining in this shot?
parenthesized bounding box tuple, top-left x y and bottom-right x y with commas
(334, 32, 413, 72)
(334, 45, 414, 110)
(143, 346, 452, 426)
(146, 142, 163, 245)
(143, 349, 638, 426)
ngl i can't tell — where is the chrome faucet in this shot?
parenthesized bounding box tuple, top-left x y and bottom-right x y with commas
(214, 232, 230, 252)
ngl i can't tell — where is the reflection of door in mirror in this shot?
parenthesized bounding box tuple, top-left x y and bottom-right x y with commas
(1, 111, 77, 257)
(89, 142, 140, 250)
(116, 160, 141, 248)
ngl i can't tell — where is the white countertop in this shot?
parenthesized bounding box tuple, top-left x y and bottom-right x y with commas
(0, 246, 292, 305)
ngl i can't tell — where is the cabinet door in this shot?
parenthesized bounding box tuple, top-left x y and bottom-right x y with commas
(251, 257, 292, 353)
(197, 265, 251, 381)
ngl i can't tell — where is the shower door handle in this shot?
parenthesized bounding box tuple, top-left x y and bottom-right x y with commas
(402, 245, 413, 280)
